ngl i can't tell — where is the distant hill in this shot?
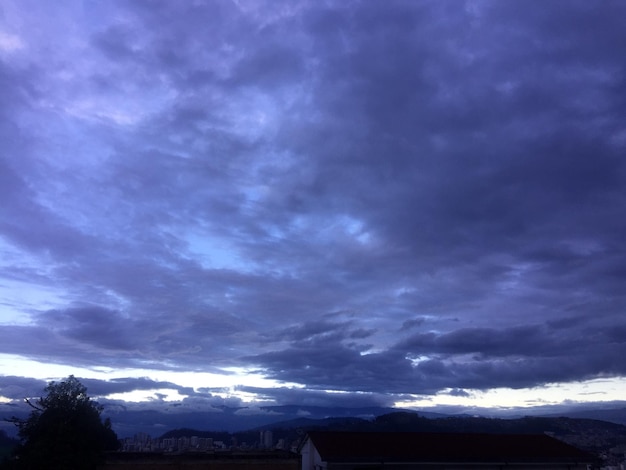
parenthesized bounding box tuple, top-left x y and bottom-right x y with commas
(100, 402, 626, 439)
(104, 404, 404, 437)
(258, 405, 403, 421)
(253, 411, 626, 437)
(541, 407, 626, 426)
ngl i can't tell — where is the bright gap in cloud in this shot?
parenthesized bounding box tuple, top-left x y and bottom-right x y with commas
(0, 280, 67, 325)
(336, 215, 371, 245)
(0, 355, 298, 401)
(0, 355, 106, 382)
(2, 355, 624, 410)
(395, 377, 626, 410)
(0, 32, 24, 53)
(184, 232, 255, 272)
(0, 240, 67, 323)
(106, 389, 188, 403)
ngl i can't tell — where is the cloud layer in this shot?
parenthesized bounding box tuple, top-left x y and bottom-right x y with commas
(0, 0, 625, 410)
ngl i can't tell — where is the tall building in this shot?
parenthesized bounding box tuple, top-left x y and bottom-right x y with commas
(259, 430, 273, 449)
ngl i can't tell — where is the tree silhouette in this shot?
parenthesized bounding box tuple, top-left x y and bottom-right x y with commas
(9, 375, 118, 469)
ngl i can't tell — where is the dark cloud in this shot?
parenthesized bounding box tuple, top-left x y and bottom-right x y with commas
(400, 318, 427, 331)
(247, 319, 626, 394)
(272, 320, 368, 343)
(42, 306, 135, 351)
(448, 389, 470, 398)
(0, 376, 47, 399)
(234, 385, 395, 409)
(0, 0, 625, 415)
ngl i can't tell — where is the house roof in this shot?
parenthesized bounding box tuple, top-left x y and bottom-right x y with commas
(305, 431, 594, 464)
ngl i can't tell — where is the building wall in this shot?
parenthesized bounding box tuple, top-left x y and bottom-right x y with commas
(323, 463, 590, 470)
(300, 438, 324, 470)
(99, 454, 300, 470)
(100, 462, 299, 470)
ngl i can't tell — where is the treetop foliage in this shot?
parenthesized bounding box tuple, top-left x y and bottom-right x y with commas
(37, 375, 91, 411)
(6, 375, 118, 470)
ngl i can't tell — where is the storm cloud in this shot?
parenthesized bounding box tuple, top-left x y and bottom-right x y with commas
(0, 0, 625, 419)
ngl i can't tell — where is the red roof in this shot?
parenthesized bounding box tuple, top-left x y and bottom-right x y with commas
(305, 431, 594, 464)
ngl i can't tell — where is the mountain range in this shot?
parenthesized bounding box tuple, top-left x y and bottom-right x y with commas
(3, 399, 625, 439)
(101, 404, 626, 438)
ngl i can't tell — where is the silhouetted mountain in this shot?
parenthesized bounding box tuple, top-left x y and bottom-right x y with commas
(103, 404, 405, 437)
(101, 402, 626, 439)
(256, 405, 400, 419)
(541, 407, 626, 426)
(254, 416, 370, 433)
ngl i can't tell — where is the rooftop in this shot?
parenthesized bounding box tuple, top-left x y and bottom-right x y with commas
(305, 431, 595, 464)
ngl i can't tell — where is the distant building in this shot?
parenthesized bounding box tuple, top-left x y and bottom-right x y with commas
(260, 430, 274, 449)
(300, 431, 595, 470)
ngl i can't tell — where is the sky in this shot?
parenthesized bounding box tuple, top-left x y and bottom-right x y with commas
(1, 0, 626, 433)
